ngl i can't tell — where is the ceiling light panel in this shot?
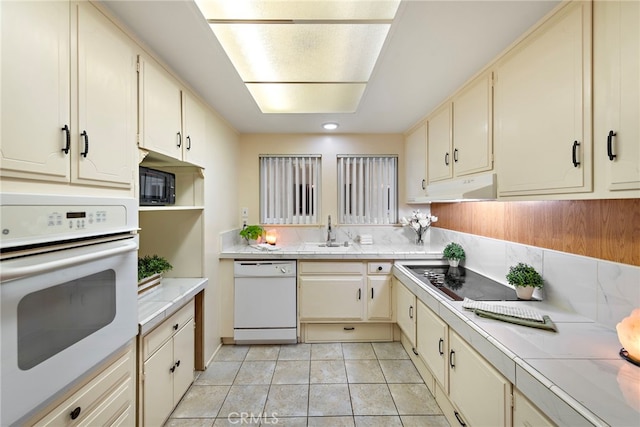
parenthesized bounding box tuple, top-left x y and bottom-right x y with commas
(246, 83, 366, 113)
(195, 0, 401, 21)
(210, 23, 391, 82)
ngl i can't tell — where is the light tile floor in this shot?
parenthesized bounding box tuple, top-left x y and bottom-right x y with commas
(165, 342, 450, 427)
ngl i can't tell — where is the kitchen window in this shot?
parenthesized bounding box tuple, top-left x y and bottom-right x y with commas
(260, 155, 321, 224)
(338, 155, 398, 224)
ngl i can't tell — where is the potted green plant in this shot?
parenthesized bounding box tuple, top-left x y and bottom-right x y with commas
(240, 224, 264, 244)
(506, 262, 543, 300)
(138, 254, 173, 292)
(443, 242, 466, 267)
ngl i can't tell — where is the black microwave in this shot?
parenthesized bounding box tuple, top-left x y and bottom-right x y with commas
(139, 166, 176, 206)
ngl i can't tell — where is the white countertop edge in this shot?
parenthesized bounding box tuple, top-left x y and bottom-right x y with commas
(138, 277, 208, 335)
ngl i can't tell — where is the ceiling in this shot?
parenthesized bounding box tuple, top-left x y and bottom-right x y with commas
(101, 0, 559, 135)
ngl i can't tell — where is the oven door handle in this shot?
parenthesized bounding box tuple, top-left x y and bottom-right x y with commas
(1, 239, 137, 282)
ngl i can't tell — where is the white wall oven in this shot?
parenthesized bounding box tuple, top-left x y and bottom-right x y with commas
(0, 194, 138, 426)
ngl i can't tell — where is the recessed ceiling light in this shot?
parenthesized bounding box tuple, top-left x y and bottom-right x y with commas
(322, 122, 339, 130)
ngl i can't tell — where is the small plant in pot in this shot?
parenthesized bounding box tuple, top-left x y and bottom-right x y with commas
(138, 255, 173, 293)
(443, 242, 466, 267)
(506, 262, 543, 300)
(240, 224, 264, 244)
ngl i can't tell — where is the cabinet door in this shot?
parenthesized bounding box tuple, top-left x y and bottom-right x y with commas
(405, 123, 427, 202)
(449, 331, 511, 427)
(395, 281, 416, 345)
(495, 1, 592, 196)
(594, 0, 640, 191)
(452, 73, 493, 177)
(143, 341, 174, 427)
(0, 0, 71, 182)
(416, 301, 447, 391)
(182, 91, 206, 168)
(427, 103, 453, 184)
(139, 56, 183, 160)
(172, 321, 195, 405)
(75, 2, 135, 187)
(513, 388, 554, 427)
(299, 276, 365, 321)
(367, 275, 392, 321)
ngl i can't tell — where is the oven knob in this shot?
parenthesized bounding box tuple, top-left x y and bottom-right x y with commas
(281, 268, 287, 273)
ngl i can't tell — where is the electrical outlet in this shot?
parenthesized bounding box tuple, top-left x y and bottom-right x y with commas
(241, 207, 249, 218)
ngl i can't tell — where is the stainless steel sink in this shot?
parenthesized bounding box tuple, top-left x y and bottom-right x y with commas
(300, 242, 351, 251)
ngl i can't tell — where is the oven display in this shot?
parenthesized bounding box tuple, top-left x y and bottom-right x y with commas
(66, 211, 86, 219)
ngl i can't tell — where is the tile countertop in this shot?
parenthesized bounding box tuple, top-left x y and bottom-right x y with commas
(138, 277, 208, 335)
(393, 262, 640, 427)
(219, 242, 443, 260)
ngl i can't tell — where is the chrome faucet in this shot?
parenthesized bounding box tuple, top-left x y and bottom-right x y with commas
(327, 215, 335, 244)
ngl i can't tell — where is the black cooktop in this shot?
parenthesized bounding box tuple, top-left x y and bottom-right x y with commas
(404, 265, 522, 301)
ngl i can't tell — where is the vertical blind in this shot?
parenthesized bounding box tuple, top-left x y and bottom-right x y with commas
(338, 155, 398, 224)
(260, 155, 321, 224)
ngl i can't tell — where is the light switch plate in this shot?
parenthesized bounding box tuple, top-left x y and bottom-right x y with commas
(241, 207, 249, 218)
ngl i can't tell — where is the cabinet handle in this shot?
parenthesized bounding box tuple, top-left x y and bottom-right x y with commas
(344, 326, 355, 331)
(412, 347, 419, 356)
(377, 266, 383, 271)
(438, 338, 444, 356)
(69, 406, 81, 420)
(357, 288, 361, 300)
(177, 131, 182, 148)
(170, 365, 176, 373)
(80, 131, 89, 158)
(607, 130, 617, 161)
(173, 323, 179, 330)
(421, 179, 426, 190)
(449, 349, 456, 368)
(409, 305, 414, 319)
(572, 140, 580, 167)
(61, 125, 70, 154)
(175, 360, 181, 368)
(186, 135, 192, 150)
(454, 410, 467, 426)
(444, 152, 450, 166)
(454, 148, 459, 162)
(371, 288, 374, 299)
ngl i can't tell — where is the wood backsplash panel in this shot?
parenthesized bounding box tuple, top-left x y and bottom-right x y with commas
(431, 199, 640, 266)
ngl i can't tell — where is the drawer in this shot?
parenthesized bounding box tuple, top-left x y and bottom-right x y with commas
(77, 381, 133, 427)
(143, 301, 194, 360)
(299, 261, 364, 275)
(34, 344, 135, 427)
(367, 262, 392, 274)
(304, 323, 393, 343)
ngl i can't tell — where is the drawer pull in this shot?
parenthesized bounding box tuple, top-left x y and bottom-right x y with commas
(449, 349, 456, 368)
(377, 266, 383, 271)
(344, 326, 355, 331)
(173, 323, 179, 330)
(454, 410, 466, 426)
(409, 305, 414, 319)
(412, 347, 419, 356)
(70, 406, 81, 420)
(438, 338, 444, 356)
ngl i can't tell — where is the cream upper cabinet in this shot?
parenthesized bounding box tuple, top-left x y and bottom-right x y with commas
(448, 330, 512, 427)
(593, 0, 640, 192)
(1, 1, 135, 188)
(452, 73, 493, 177)
(138, 55, 183, 160)
(139, 56, 206, 167)
(416, 300, 448, 391)
(495, 0, 592, 196)
(182, 91, 207, 168)
(405, 122, 428, 202)
(427, 103, 453, 184)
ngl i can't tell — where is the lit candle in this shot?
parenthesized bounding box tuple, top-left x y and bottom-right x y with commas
(265, 230, 277, 245)
(617, 308, 640, 362)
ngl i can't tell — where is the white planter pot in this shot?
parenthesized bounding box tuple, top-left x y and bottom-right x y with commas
(515, 285, 535, 300)
(448, 259, 460, 267)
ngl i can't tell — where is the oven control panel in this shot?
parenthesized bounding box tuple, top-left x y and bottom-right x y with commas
(0, 194, 138, 248)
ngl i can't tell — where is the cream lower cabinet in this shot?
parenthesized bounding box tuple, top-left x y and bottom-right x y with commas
(140, 301, 195, 426)
(416, 300, 448, 390)
(395, 279, 417, 347)
(30, 342, 136, 427)
(513, 388, 555, 427)
(495, 0, 592, 197)
(299, 261, 393, 342)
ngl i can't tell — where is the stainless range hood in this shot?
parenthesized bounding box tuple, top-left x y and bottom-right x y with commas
(424, 173, 497, 202)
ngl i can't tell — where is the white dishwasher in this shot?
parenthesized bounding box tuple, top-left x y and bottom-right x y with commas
(234, 260, 297, 344)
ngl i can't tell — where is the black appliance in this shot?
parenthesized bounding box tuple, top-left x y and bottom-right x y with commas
(139, 166, 176, 206)
(404, 265, 525, 301)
